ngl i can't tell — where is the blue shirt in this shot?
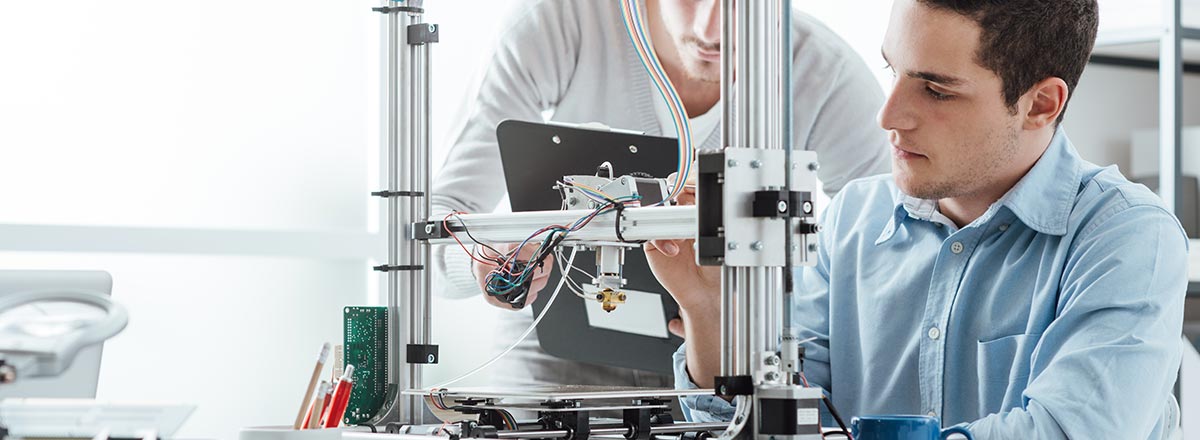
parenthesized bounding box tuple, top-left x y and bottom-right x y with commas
(674, 129, 1188, 439)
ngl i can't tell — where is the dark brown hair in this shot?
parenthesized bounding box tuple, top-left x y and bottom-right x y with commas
(918, 0, 1099, 123)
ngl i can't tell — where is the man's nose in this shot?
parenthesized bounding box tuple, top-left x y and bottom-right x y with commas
(695, 0, 721, 46)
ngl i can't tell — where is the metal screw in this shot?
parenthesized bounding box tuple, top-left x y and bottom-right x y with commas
(629, 145, 639, 153)
(568, 198, 578, 206)
(791, 243, 800, 251)
(552, 135, 561, 144)
(428, 24, 436, 32)
(808, 243, 818, 253)
(750, 241, 763, 251)
(808, 162, 820, 171)
(777, 200, 788, 213)
(765, 372, 780, 382)
(802, 201, 814, 214)
(765, 355, 780, 366)
(719, 385, 728, 395)
(728, 242, 739, 250)
(750, 160, 762, 169)
(727, 159, 739, 167)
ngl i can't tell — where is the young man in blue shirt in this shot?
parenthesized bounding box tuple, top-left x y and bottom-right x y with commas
(646, 0, 1188, 438)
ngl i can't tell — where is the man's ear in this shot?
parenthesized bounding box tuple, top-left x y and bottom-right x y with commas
(1022, 77, 1069, 130)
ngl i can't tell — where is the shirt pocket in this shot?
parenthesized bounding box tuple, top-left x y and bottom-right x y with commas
(976, 333, 1040, 416)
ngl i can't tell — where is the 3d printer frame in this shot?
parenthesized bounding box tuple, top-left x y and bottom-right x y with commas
(350, 1, 829, 439)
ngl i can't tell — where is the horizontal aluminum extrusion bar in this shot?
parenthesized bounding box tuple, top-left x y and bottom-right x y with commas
(419, 205, 697, 245)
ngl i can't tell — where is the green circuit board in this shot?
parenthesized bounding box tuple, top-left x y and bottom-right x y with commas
(343, 306, 388, 425)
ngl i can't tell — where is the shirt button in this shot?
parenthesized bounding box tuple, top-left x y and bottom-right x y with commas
(927, 410, 938, 417)
(998, 224, 1009, 231)
(928, 326, 941, 340)
(950, 241, 964, 254)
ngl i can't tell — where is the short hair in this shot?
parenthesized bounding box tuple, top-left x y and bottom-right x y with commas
(917, 0, 1098, 123)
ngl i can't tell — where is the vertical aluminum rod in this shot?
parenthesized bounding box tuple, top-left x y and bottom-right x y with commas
(779, 0, 798, 385)
(719, 0, 740, 378)
(383, 0, 403, 399)
(379, 0, 431, 425)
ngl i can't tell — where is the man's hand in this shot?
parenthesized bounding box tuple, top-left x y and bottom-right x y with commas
(644, 239, 720, 314)
(643, 179, 723, 387)
(643, 179, 720, 315)
(473, 242, 555, 310)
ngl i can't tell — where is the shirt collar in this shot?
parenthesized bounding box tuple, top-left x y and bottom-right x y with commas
(877, 128, 1081, 244)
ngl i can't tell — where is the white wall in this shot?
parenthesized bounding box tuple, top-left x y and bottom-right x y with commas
(0, 0, 521, 438)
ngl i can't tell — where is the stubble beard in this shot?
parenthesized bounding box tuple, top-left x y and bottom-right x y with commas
(904, 122, 1020, 201)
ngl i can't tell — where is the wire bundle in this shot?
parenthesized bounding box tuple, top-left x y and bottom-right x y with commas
(620, 0, 694, 204)
(443, 189, 640, 302)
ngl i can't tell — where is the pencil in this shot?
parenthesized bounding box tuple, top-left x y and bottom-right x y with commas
(293, 342, 331, 430)
(305, 381, 331, 429)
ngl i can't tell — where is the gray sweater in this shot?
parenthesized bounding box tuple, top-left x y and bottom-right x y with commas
(431, 0, 890, 300)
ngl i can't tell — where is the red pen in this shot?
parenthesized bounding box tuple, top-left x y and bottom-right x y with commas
(321, 365, 355, 428)
(315, 379, 335, 428)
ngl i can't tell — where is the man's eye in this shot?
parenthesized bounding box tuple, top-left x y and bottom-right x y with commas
(926, 86, 951, 101)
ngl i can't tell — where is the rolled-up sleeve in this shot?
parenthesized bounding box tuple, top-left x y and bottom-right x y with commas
(967, 204, 1187, 439)
(673, 344, 737, 422)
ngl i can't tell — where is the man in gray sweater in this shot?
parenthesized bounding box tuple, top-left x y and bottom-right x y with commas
(431, 0, 889, 390)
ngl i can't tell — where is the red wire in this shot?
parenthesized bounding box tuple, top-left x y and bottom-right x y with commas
(444, 212, 504, 266)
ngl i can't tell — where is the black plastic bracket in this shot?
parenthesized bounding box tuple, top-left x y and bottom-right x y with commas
(412, 221, 453, 240)
(371, 190, 424, 198)
(751, 190, 814, 218)
(373, 264, 424, 272)
(623, 407, 653, 440)
(371, 6, 423, 14)
(466, 423, 499, 439)
(406, 344, 439, 364)
(407, 23, 440, 45)
(713, 375, 754, 396)
(797, 220, 822, 235)
(696, 151, 726, 266)
(541, 409, 590, 440)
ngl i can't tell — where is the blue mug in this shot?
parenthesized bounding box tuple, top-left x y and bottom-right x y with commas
(850, 415, 974, 440)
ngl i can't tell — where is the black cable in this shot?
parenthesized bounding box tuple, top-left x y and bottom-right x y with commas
(613, 203, 646, 244)
(821, 430, 851, 439)
(822, 395, 852, 439)
(451, 213, 505, 262)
